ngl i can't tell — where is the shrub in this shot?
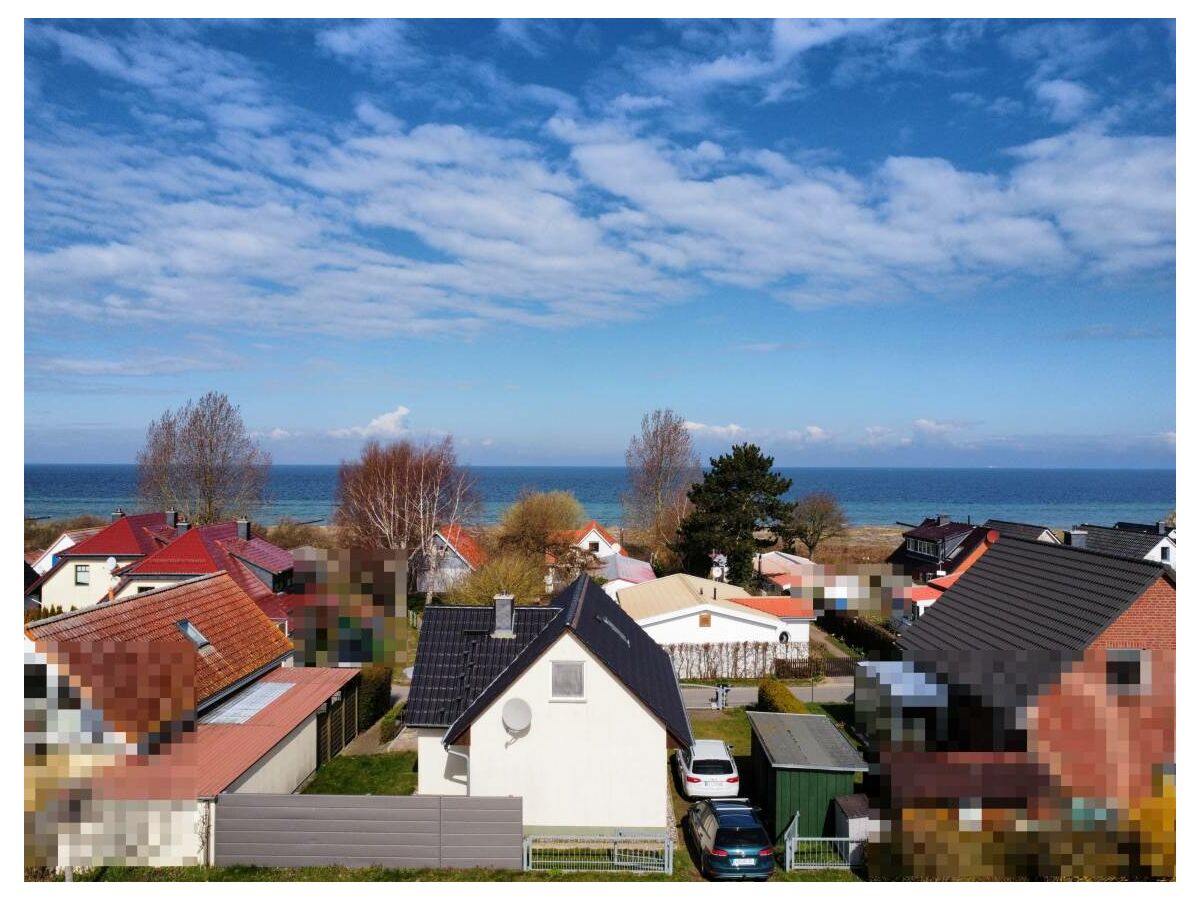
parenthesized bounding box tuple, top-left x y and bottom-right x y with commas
(357, 664, 394, 731)
(757, 677, 810, 714)
(818, 612, 898, 660)
(379, 702, 405, 744)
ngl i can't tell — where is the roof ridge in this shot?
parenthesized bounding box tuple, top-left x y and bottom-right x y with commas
(26, 572, 229, 631)
(1008, 534, 1171, 569)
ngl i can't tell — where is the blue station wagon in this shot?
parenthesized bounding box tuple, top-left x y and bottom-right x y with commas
(685, 798, 776, 880)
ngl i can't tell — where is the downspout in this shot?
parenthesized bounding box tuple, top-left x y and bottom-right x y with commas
(445, 745, 471, 796)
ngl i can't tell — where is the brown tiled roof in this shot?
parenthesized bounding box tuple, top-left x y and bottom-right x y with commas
(26, 572, 293, 705)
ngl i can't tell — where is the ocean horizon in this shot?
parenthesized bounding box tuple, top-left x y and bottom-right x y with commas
(24, 464, 1176, 530)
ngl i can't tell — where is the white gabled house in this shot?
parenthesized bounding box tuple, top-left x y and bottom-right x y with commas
(558, 519, 627, 559)
(403, 576, 692, 831)
(28, 524, 104, 575)
(416, 524, 487, 594)
(614, 573, 785, 645)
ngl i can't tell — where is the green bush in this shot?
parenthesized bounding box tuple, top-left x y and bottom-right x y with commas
(379, 702, 405, 744)
(757, 678, 810, 714)
(357, 665, 394, 731)
(818, 612, 898, 660)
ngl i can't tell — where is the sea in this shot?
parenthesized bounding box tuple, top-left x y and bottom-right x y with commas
(23, 464, 1176, 530)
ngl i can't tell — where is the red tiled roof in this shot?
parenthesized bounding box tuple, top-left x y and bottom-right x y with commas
(64, 513, 176, 558)
(731, 595, 815, 620)
(121, 522, 293, 619)
(437, 524, 486, 570)
(95, 666, 359, 801)
(27, 572, 293, 704)
(562, 520, 629, 556)
(927, 572, 962, 592)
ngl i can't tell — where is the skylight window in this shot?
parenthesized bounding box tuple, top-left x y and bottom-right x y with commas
(177, 618, 210, 650)
(201, 681, 294, 725)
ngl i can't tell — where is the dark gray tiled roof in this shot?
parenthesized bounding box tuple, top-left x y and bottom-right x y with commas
(983, 519, 1058, 542)
(834, 793, 870, 819)
(746, 711, 867, 772)
(404, 605, 559, 728)
(1075, 524, 1169, 560)
(901, 538, 1166, 656)
(409, 576, 692, 749)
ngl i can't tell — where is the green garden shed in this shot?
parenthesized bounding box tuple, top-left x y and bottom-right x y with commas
(746, 711, 868, 839)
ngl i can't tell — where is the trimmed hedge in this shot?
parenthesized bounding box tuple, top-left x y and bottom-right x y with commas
(757, 677, 810, 714)
(818, 612, 899, 660)
(379, 702, 405, 744)
(358, 664, 394, 731)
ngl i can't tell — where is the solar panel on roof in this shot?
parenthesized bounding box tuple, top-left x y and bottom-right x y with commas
(201, 681, 294, 724)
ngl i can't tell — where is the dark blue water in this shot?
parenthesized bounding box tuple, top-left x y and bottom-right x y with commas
(23, 464, 1175, 529)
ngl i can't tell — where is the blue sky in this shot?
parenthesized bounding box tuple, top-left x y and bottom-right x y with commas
(24, 18, 1176, 466)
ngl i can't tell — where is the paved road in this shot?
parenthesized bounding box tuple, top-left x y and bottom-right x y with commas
(680, 676, 853, 709)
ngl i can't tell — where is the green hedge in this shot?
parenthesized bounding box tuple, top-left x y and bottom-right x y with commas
(379, 702, 405, 744)
(358, 664, 394, 731)
(817, 612, 898, 660)
(757, 678, 810, 714)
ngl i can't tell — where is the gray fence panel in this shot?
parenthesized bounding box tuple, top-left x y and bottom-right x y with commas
(214, 793, 523, 871)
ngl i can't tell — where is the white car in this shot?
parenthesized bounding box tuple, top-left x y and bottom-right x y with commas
(675, 739, 740, 798)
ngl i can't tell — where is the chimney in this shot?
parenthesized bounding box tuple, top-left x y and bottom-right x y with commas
(236, 518, 251, 541)
(111, 507, 126, 523)
(937, 514, 951, 527)
(1157, 520, 1167, 535)
(492, 593, 515, 639)
(1067, 529, 1087, 549)
(166, 508, 178, 528)
(176, 519, 190, 537)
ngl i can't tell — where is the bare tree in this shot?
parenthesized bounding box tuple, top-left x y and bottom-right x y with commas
(623, 409, 701, 567)
(790, 492, 848, 558)
(334, 437, 478, 600)
(136, 392, 270, 525)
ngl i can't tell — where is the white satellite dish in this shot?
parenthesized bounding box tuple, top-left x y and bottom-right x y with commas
(501, 698, 532, 735)
(104, 556, 118, 573)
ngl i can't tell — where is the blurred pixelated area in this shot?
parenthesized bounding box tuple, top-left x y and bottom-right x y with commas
(288, 547, 409, 668)
(25, 638, 203, 869)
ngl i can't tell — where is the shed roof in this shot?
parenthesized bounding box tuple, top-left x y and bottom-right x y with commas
(746, 711, 867, 772)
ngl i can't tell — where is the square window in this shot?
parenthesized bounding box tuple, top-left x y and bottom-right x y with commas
(74, 564, 89, 585)
(588, 541, 600, 553)
(699, 612, 712, 627)
(1107, 650, 1148, 696)
(551, 661, 584, 700)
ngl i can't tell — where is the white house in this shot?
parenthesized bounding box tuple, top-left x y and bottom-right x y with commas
(416, 524, 486, 594)
(614, 573, 785, 645)
(28, 524, 104, 575)
(727, 595, 815, 647)
(404, 576, 692, 832)
(597, 553, 656, 599)
(1068, 522, 1177, 569)
(559, 519, 627, 559)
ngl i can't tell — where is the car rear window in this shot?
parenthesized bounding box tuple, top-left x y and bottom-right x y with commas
(693, 759, 734, 775)
(716, 827, 770, 849)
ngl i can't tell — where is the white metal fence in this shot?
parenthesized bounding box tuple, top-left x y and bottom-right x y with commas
(783, 814, 864, 870)
(522, 832, 674, 874)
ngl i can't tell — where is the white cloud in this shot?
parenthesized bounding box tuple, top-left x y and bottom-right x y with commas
(330, 405, 411, 439)
(1034, 79, 1095, 123)
(684, 421, 746, 438)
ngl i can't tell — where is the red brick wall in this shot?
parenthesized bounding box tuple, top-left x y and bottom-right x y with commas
(1028, 576, 1174, 806)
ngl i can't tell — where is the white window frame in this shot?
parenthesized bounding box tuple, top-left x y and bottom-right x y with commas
(550, 660, 586, 702)
(74, 564, 89, 585)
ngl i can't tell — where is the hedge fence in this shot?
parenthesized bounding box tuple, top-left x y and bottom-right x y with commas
(817, 612, 900, 660)
(357, 664, 394, 731)
(662, 641, 809, 680)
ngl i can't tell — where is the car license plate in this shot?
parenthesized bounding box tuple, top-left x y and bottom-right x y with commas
(732, 858, 754, 867)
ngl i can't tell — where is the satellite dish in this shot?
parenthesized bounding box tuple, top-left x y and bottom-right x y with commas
(501, 698, 532, 735)
(104, 556, 118, 573)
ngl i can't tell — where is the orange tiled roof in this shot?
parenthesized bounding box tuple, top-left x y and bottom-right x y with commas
(437, 524, 486, 570)
(730, 595, 815, 620)
(26, 572, 293, 705)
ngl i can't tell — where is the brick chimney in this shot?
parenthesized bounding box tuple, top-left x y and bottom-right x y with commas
(492, 593, 515, 639)
(236, 518, 251, 540)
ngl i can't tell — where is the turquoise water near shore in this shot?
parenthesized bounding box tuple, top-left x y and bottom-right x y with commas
(24, 464, 1175, 529)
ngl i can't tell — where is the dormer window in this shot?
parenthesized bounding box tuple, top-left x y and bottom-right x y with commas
(177, 618, 211, 651)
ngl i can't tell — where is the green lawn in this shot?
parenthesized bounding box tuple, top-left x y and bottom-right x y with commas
(301, 752, 416, 796)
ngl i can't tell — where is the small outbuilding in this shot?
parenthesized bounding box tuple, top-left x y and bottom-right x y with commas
(746, 711, 868, 839)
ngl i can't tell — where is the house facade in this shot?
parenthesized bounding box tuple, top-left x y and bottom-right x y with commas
(859, 537, 1175, 878)
(563, 519, 627, 559)
(404, 576, 691, 832)
(615, 573, 785, 645)
(885, 515, 990, 581)
(415, 524, 486, 594)
(28, 524, 104, 575)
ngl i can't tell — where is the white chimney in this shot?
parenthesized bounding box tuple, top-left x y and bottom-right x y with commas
(492, 593, 515, 638)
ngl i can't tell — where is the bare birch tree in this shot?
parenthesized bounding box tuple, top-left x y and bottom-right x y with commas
(334, 437, 478, 599)
(790, 491, 848, 558)
(622, 409, 701, 567)
(136, 392, 270, 525)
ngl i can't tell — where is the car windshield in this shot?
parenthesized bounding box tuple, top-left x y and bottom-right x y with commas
(716, 827, 769, 849)
(692, 759, 733, 775)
